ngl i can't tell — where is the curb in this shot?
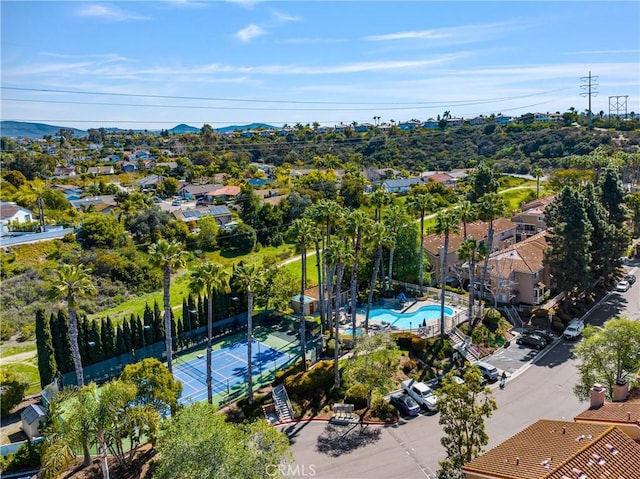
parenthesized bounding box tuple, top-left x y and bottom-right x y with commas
(275, 417, 400, 427)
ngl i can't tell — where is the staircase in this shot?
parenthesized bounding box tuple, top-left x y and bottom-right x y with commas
(272, 384, 294, 423)
(449, 327, 480, 362)
(500, 305, 522, 328)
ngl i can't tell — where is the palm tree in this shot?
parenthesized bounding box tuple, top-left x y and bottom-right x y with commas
(531, 166, 544, 199)
(407, 193, 436, 295)
(346, 210, 372, 344)
(384, 204, 410, 297)
(234, 262, 263, 404)
(50, 264, 97, 387)
(369, 187, 391, 223)
(148, 239, 186, 374)
(434, 211, 459, 345)
(457, 238, 487, 325)
(457, 199, 476, 239)
(288, 218, 318, 371)
(325, 238, 353, 388)
(364, 222, 395, 331)
(478, 193, 507, 310)
(189, 262, 230, 403)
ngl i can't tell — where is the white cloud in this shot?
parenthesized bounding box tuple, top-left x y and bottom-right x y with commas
(235, 24, 266, 42)
(271, 10, 300, 23)
(75, 4, 149, 21)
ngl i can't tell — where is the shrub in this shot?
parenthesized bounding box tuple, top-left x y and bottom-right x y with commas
(345, 383, 368, 409)
(274, 360, 307, 385)
(2, 440, 42, 471)
(483, 308, 502, 327)
(0, 370, 28, 417)
(391, 332, 415, 349)
(325, 338, 340, 358)
(283, 360, 334, 396)
(411, 336, 427, 352)
(369, 394, 398, 422)
(402, 358, 417, 374)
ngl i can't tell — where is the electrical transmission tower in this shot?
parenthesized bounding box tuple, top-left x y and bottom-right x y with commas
(609, 95, 629, 120)
(580, 71, 599, 130)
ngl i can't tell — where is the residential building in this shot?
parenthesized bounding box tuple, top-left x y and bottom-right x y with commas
(421, 171, 458, 189)
(463, 384, 640, 479)
(87, 166, 115, 175)
(423, 218, 517, 286)
(461, 419, 640, 479)
(485, 232, 550, 306)
(204, 185, 241, 202)
(172, 205, 232, 226)
(21, 404, 46, 440)
(511, 196, 555, 241)
(52, 165, 77, 177)
(381, 177, 424, 194)
(50, 184, 83, 201)
(178, 183, 223, 200)
(0, 202, 34, 235)
(69, 195, 117, 212)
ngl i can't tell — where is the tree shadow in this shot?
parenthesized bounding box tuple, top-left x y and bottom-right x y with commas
(316, 424, 382, 457)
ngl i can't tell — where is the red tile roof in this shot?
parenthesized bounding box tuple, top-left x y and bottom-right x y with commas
(575, 402, 640, 426)
(462, 420, 640, 479)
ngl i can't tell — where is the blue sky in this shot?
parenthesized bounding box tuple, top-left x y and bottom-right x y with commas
(1, 1, 639, 130)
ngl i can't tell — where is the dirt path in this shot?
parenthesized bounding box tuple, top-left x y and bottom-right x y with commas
(0, 349, 37, 365)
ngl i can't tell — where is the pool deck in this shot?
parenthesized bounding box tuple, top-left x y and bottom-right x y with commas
(352, 298, 466, 335)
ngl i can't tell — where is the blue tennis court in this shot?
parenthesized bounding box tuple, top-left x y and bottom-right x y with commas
(175, 338, 290, 405)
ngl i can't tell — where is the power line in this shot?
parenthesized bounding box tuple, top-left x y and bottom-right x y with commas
(580, 71, 598, 130)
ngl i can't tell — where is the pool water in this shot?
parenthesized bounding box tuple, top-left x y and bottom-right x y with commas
(370, 304, 453, 329)
(339, 327, 365, 336)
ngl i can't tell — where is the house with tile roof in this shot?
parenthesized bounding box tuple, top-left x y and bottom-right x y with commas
(485, 231, 550, 305)
(204, 185, 241, 201)
(462, 419, 640, 479)
(511, 195, 555, 242)
(423, 218, 517, 288)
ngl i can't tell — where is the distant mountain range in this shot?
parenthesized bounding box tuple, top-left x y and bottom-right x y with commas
(0, 121, 278, 139)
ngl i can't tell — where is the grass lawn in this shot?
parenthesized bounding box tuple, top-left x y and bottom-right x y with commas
(0, 342, 36, 359)
(283, 251, 320, 287)
(3, 358, 41, 395)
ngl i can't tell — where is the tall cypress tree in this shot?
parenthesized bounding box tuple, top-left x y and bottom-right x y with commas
(123, 319, 133, 352)
(182, 297, 192, 334)
(177, 314, 184, 347)
(545, 186, 593, 308)
(101, 317, 116, 358)
(78, 315, 90, 364)
(115, 326, 126, 355)
(137, 315, 147, 348)
(88, 319, 104, 364)
(52, 310, 74, 374)
(153, 300, 164, 342)
(197, 294, 205, 327)
(583, 183, 617, 286)
(35, 308, 57, 388)
(171, 312, 178, 352)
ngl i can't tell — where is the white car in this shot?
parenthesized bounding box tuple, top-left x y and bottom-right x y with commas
(401, 379, 438, 412)
(563, 319, 585, 340)
(616, 280, 630, 292)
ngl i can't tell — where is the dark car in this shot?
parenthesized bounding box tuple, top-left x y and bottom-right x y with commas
(624, 274, 636, 285)
(516, 333, 547, 350)
(523, 329, 555, 344)
(389, 392, 421, 417)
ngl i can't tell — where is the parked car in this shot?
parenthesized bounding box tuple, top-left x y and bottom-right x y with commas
(616, 280, 630, 292)
(401, 379, 438, 412)
(563, 319, 585, 340)
(389, 392, 421, 417)
(522, 329, 555, 344)
(624, 274, 636, 285)
(516, 333, 547, 350)
(474, 361, 500, 383)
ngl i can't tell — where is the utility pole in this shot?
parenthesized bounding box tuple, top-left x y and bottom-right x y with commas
(580, 71, 598, 130)
(609, 95, 629, 121)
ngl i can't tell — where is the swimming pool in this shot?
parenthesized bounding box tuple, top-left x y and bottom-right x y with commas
(369, 304, 454, 329)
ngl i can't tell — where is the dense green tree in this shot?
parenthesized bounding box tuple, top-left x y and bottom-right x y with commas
(148, 239, 186, 373)
(153, 301, 164, 343)
(236, 186, 261, 229)
(120, 357, 182, 415)
(88, 319, 104, 363)
(0, 370, 28, 417)
(50, 264, 97, 387)
(128, 208, 172, 244)
(599, 166, 628, 227)
(76, 213, 125, 249)
(626, 191, 640, 237)
(467, 162, 499, 203)
(35, 308, 57, 388)
(344, 332, 399, 407)
(218, 223, 257, 254)
(189, 262, 230, 404)
(545, 186, 593, 305)
(573, 317, 640, 401)
(122, 319, 132, 352)
(339, 171, 366, 208)
(155, 402, 291, 479)
(115, 326, 126, 355)
(195, 216, 219, 251)
(437, 368, 497, 479)
(158, 177, 179, 197)
(434, 210, 459, 343)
